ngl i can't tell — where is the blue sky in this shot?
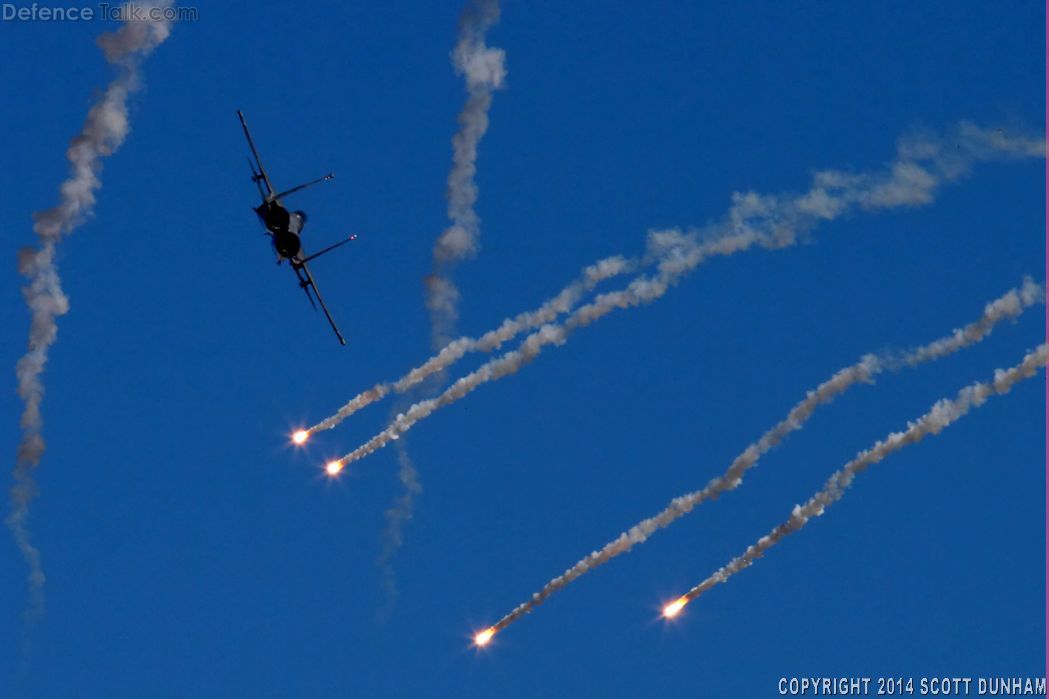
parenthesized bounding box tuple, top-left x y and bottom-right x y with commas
(1, 1, 1044, 696)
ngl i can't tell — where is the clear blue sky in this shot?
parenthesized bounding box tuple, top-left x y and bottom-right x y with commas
(1, 2, 1044, 696)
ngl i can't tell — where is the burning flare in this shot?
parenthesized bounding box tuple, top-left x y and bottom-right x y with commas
(292, 429, 310, 445)
(325, 460, 344, 477)
(473, 627, 495, 647)
(662, 597, 688, 619)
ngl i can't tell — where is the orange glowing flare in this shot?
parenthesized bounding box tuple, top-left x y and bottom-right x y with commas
(292, 430, 310, 445)
(474, 628, 495, 647)
(662, 597, 688, 619)
(325, 460, 344, 477)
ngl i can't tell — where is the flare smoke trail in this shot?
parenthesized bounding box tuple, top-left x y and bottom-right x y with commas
(311, 123, 1041, 435)
(476, 280, 1043, 635)
(309, 255, 632, 432)
(10, 5, 173, 621)
(672, 343, 1047, 610)
(425, 0, 506, 348)
(332, 123, 1045, 466)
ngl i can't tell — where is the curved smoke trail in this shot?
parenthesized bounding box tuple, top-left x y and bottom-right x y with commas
(331, 123, 1045, 466)
(311, 123, 1043, 437)
(672, 343, 1046, 611)
(480, 280, 1043, 635)
(10, 4, 174, 621)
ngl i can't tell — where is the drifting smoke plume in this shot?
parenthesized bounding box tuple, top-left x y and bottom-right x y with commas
(376, 0, 507, 622)
(309, 255, 632, 432)
(425, 0, 506, 348)
(477, 282, 1043, 635)
(318, 123, 1044, 460)
(376, 439, 423, 622)
(674, 343, 1047, 610)
(10, 4, 173, 622)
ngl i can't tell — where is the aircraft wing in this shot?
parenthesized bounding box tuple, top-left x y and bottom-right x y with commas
(237, 110, 276, 198)
(294, 261, 347, 345)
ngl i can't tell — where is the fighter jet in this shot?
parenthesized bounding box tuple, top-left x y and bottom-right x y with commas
(237, 109, 354, 345)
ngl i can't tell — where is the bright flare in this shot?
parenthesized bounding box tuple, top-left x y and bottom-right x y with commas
(292, 430, 310, 445)
(663, 597, 688, 619)
(474, 628, 495, 647)
(325, 460, 344, 477)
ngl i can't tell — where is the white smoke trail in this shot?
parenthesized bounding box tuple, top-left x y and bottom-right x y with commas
(309, 255, 633, 432)
(10, 5, 173, 621)
(425, 0, 507, 348)
(675, 343, 1047, 608)
(894, 277, 1044, 366)
(478, 283, 1043, 634)
(320, 122, 1045, 455)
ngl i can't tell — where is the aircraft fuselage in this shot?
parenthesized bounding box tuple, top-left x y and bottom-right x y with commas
(255, 198, 307, 261)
